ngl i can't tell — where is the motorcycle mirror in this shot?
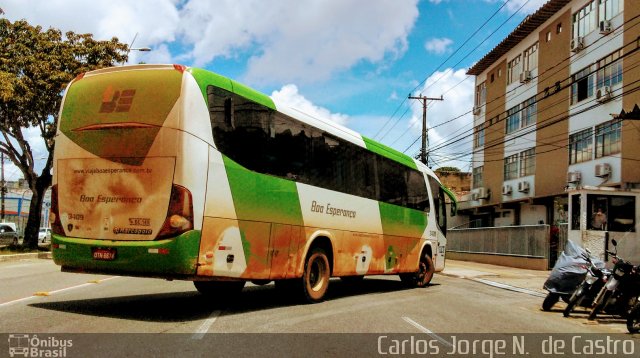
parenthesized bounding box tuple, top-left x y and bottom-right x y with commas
(612, 239, 617, 246)
(585, 248, 591, 255)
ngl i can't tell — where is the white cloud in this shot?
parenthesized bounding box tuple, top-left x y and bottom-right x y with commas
(180, 0, 419, 84)
(408, 68, 474, 170)
(424, 38, 454, 55)
(271, 84, 349, 126)
(4, 0, 419, 83)
(485, 0, 548, 15)
(2, 0, 180, 52)
(504, 0, 548, 14)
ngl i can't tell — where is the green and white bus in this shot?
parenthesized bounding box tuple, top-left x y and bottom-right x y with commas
(51, 64, 456, 302)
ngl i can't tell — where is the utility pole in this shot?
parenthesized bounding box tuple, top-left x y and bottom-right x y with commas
(408, 94, 443, 166)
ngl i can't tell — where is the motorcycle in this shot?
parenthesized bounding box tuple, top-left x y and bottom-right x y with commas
(628, 300, 640, 333)
(588, 239, 640, 321)
(542, 240, 590, 311)
(562, 248, 608, 317)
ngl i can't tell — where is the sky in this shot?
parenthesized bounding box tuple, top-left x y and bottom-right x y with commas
(2, 0, 549, 180)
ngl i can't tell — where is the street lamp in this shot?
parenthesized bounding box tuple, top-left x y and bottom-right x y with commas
(122, 33, 152, 65)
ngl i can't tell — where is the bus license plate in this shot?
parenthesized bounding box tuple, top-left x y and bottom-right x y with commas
(92, 248, 116, 261)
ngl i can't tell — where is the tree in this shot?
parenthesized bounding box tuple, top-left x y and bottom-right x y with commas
(0, 19, 128, 248)
(434, 166, 461, 174)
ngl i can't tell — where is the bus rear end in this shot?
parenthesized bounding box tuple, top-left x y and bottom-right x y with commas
(51, 65, 202, 278)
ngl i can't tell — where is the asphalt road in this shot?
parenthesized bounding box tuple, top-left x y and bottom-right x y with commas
(0, 258, 630, 335)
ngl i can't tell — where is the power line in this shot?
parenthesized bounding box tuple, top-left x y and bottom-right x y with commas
(425, 13, 640, 157)
(371, 0, 516, 141)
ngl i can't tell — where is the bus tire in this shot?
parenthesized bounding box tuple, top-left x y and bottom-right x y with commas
(302, 248, 330, 303)
(400, 253, 434, 288)
(193, 280, 245, 297)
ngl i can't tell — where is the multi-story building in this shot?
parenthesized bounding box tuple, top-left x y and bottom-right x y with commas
(461, 0, 639, 227)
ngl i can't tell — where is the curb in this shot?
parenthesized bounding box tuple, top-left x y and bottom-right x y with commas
(0, 252, 52, 262)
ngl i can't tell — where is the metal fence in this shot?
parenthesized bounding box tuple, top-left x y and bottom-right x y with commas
(447, 224, 569, 269)
(447, 224, 551, 259)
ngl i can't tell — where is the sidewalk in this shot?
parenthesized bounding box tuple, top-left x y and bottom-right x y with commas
(440, 259, 551, 294)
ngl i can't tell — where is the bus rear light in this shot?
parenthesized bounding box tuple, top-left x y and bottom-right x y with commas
(53, 244, 66, 250)
(50, 185, 64, 235)
(169, 215, 190, 229)
(173, 64, 186, 73)
(157, 184, 193, 240)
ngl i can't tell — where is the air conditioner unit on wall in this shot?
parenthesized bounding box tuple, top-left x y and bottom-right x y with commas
(595, 163, 612, 177)
(519, 71, 532, 83)
(567, 171, 582, 184)
(518, 181, 530, 193)
(502, 184, 512, 195)
(599, 20, 612, 35)
(472, 106, 481, 115)
(570, 37, 584, 53)
(596, 86, 612, 103)
(475, 187, 489, 200)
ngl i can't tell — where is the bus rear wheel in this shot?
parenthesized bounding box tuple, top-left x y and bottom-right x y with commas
(302, 248, 330, 303)
(194, 280, 245, 297)
(400, 253, 434, 288)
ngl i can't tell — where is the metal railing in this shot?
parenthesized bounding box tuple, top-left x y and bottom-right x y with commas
(448, 223, 569, 269)
(447, 224, 550, 259)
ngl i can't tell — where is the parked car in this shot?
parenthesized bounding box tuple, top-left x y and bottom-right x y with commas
(38, 228, 52, 245)
(0, 223, 19, 246)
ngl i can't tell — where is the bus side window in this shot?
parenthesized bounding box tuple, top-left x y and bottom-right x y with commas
(407, 170, 429, 212)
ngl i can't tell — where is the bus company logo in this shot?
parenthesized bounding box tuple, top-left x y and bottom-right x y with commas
(8, 334, 72, 357)
(99, 86, 136, 113)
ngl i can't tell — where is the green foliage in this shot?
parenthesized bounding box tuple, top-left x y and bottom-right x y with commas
(0, 19, 128, 247)
(434, 166, 461, 173)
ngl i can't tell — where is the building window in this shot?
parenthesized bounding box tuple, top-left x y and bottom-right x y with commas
(504, 154, 519, 181)
(472, 166, 484, 189)
(599, 0, 622, 22)
(556, 23, 562, 34)
(506, 105, 520, 134)
(587, 194, 635, 232)
(569, 128, 593, 164)
(571, 65, 594, 104)
(490, 73, 495, 83)
(507, 55, 521, 84)
(595, 119, 621, 158)
(519, 148, 535, 177)
(473, 124, 485, 149)
(475, 81, 486, 107)
(596, 49, 623, 90)
(546, 31, 551, 42)
(521, 96, 537, 128)
(523, 42, 538, 71)
(572, 1, 597, 38)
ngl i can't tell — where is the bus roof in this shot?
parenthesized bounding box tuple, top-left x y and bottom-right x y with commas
(78, 64, 444, 182)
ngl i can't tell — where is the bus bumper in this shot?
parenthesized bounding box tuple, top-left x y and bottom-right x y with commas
(51, 231, 201, 276)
